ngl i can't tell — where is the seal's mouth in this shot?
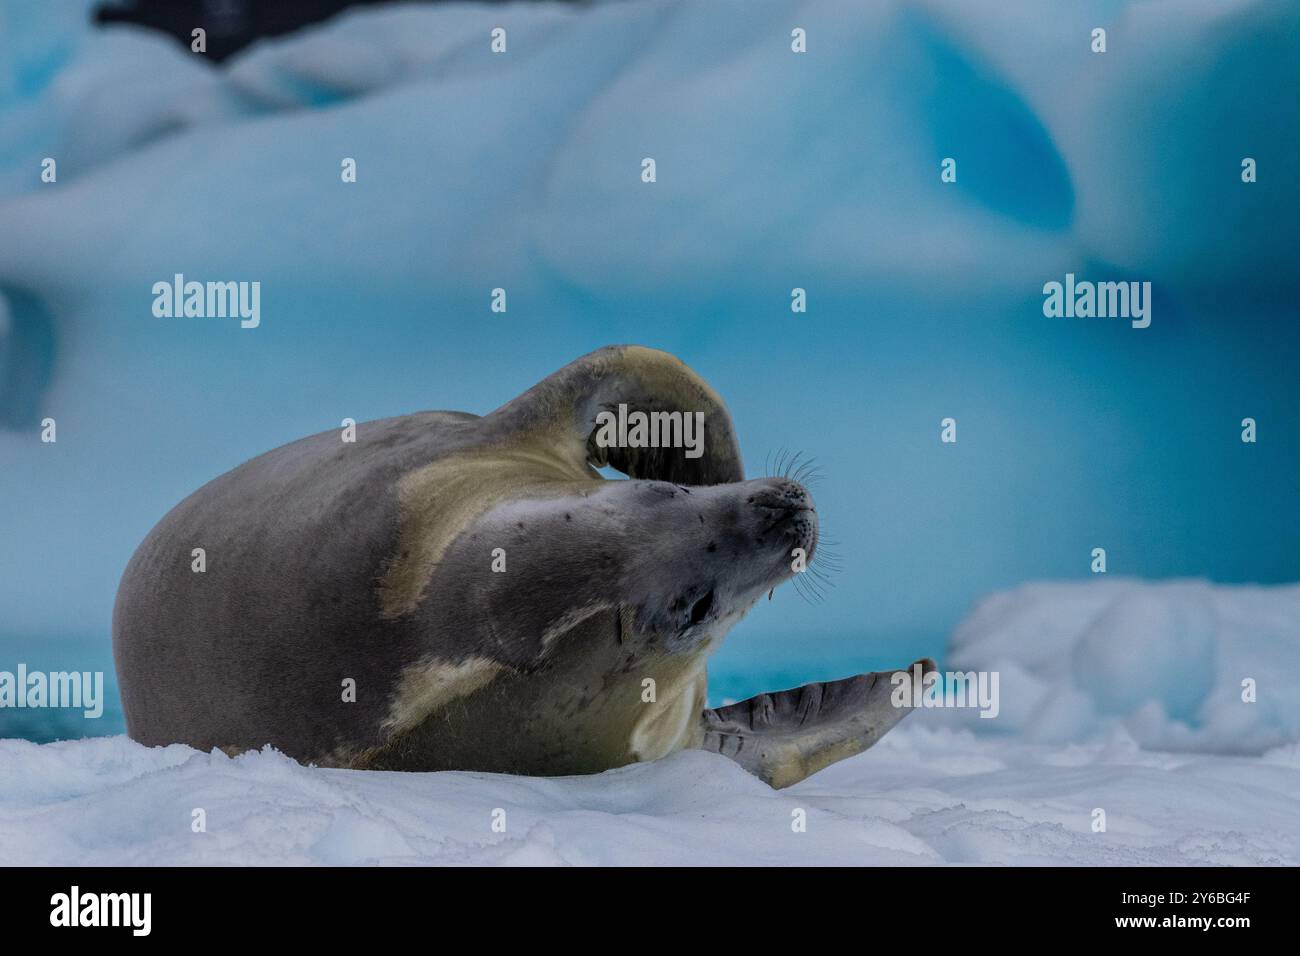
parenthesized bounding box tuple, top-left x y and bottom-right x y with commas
(759, 504, 814, 535)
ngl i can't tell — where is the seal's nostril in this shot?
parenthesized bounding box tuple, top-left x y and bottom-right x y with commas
(753, 491, 812, 516)
(751, 478, 814, 515)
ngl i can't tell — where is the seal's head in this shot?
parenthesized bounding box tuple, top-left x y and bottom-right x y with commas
(381, 345, 827, 676)
(604, 475, 818, 650)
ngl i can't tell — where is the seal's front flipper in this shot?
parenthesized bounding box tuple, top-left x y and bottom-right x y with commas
(699, 658, 936, 789)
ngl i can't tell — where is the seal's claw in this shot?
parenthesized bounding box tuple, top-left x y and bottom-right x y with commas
(698, 657, 937, 789)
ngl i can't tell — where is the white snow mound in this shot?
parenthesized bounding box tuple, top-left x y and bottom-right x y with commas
(942, 579, 1300, 754)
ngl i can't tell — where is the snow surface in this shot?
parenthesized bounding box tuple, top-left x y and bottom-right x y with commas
(939, 579, 1300, 755)
(2, 579, 1297, 866)
(2, 725, 1297, 866)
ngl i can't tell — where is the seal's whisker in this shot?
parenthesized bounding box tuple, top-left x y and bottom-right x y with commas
(806, 566, 840, 585)
(776, 448, 792, 481)
(808, 517, 843, 572)
(793, 573, 828, 605)
(791, 456, 823, 486)
(803, 563, 835, 586)
(813, 544, 842, 558)
(755, 447, 836, 604)
(759, 448, 827, 489)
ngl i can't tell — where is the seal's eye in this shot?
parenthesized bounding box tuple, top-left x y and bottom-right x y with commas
(689, 590, 714, 626)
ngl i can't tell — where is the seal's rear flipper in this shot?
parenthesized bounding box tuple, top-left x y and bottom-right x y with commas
(699, 658, 936, 789)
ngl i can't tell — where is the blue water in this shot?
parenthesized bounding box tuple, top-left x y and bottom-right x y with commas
(0, 636, 122, 743)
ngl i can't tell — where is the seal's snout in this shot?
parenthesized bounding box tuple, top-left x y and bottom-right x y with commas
(749, 477, 814, 514)
(748, 477, 818, 562)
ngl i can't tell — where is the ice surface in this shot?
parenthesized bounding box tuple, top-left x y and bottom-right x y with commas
(2, 724, 1296, 866)
(938, 579, 1300, 754)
